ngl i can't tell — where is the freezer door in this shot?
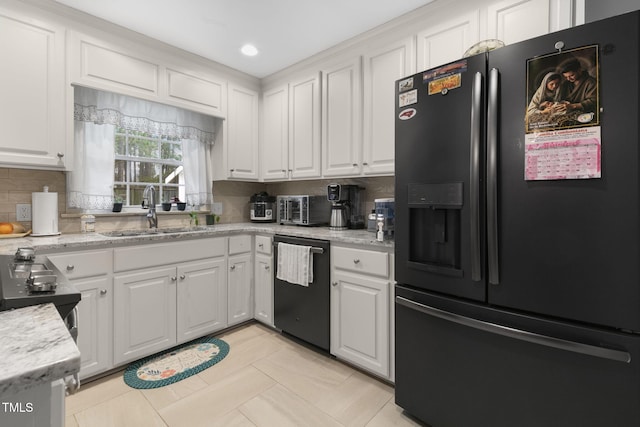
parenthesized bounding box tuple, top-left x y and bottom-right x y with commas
(394, 53, 487, 302)
(395, 286, 640, 427)
(487, 12, 640, 331)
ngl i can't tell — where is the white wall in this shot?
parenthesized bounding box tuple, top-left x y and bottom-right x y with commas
(585, 0, 640, 22)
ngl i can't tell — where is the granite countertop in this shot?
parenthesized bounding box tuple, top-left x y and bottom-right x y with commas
(0, 303, 80, 397)
(0, 222, 394, 255)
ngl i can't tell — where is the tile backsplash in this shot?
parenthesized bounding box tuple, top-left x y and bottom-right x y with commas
(0, 167, 394, 233)
(0, 168, 68, 230)
(213, 176, 395, 222)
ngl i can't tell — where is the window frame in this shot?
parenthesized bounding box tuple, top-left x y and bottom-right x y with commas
(113, 127, 186, 208)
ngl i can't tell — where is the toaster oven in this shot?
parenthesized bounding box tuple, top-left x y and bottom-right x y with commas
(276, 195, 330, 226)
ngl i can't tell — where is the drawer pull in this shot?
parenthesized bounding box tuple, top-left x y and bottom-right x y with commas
(353, 259, 360, 264)
(230, 265, 236, 271)
(332, 282, 339, 286)
(100, 289, 107, 295)
(171, 276, 177, 281)
(264, 265, 270, 271)
(66, 265, 75, 271)
(180, 274, 186, 280)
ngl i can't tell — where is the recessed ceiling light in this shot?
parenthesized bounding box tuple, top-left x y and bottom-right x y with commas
(241, 44, 259, 56)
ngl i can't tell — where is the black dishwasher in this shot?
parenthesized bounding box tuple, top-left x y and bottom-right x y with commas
(273, 235, 330, 351)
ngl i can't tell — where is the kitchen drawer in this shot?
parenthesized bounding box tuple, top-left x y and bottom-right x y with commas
(48, 249, 113, 279)
(229, 234, 252, 255)
(332, 246, 389, 278)
(114, 237, 226, 272)
(255, 235, 272, 255)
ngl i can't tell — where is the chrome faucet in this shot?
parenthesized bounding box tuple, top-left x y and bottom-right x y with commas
(142, 185, 158, 229)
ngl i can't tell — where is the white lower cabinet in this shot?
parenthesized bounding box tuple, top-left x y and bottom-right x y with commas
(114, 258, 228, 365)
(228, 253, 252, 325)
(254, 235, 274, 326)
(114, 266, 177, 365)
(330, 245, 392, 379)
(228, 235, 253, 326)
(47, 249, 113, 380)
(177, 259, 227, 344)
(113, 238, 227, 365)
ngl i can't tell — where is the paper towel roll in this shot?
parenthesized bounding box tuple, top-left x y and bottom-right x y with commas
(32, 188, 60, 236)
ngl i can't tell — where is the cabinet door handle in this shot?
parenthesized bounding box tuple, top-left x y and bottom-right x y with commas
(66, 265, 75, 271)
(180, 274, 186, 280)
(332, 282, 339, 286)
(258, 243, 264, 248)
(362, 162, 369, 166)
(353, 259, 360, 264)
(100, 289, 107, 295)
(57, 152, 64, 159)
(264, 265, 270, 271)
(171, 276, 177, 281)
(352, 163, 358, 167)
(230, 265, 236, 271)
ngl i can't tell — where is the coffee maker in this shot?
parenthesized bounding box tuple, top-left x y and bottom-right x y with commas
(327, 184, 365, 230)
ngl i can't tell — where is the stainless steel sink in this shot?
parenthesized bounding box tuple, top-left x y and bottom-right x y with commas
(100, 227, 208, 237)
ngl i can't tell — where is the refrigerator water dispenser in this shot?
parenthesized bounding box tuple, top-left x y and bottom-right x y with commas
(407, 183, 463, 276)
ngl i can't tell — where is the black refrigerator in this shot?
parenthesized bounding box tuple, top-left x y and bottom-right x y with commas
(394, 11, 640, 427)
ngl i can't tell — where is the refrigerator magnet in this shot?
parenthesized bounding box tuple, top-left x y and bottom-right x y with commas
(399, 90, 418, 107)
(398, 108, 417, 120)
(399, 77, 414, 92)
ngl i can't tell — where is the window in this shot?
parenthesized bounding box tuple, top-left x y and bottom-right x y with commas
(69, 86, 217, 212)
(113, 128, 185, 206)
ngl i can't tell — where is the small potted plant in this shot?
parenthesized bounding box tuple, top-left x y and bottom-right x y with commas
(173, 197, 186, 211)
(112, 196, 124, 212)
(188, 211, 199, 227)
(206, 214, 220, 225)
(161, 197, 171, 212)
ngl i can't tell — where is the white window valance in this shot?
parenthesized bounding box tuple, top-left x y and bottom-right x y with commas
(73, 87, 216, 144)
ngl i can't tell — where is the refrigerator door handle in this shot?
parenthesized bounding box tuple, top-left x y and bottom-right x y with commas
(469, 71, 483, 282)
(487, 67, 500, 285)
(396, 296, 632, 364)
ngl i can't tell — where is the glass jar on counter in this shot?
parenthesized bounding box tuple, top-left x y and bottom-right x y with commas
(80, 214, 96, 233)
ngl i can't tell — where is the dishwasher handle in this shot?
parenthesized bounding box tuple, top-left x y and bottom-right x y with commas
(273, 241, 324, 254)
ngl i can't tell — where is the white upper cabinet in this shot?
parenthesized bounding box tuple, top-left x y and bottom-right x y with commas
(288, 72, 322, 179)
(261, 73, 322, 181)
(226, 84, 259, 180)
(417, 10, 481, 71)
(69, 31, 160, 99)
(487, 0, 551, 45)
(322, 57, 363, 177)
(0, 6, 67, 169)
(68, 31, 227, 118)
(166, 68, 226, 115)
(363, 36, 416, 176)
(261, 85, 289, 181)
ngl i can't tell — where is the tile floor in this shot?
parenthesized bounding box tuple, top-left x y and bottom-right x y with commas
(65, 323, 428, 427)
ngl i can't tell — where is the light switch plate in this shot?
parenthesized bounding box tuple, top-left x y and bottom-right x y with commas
(16, 204, 32, 221)
(211, 202, 223, 215)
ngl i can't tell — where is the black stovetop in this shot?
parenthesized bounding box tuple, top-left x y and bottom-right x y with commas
(0, 254, 81, 319)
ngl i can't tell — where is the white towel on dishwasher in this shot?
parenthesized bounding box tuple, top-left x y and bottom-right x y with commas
(277, 242, 313, 286)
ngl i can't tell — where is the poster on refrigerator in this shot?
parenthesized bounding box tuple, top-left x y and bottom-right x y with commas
(524, 45, 601, 180)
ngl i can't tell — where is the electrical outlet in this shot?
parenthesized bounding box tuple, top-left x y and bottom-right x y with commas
(16, 204, 32, 221)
